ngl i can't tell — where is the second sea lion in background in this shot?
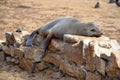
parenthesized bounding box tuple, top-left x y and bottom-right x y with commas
(115, 0, 120, 6)
(94, 2, 100, 8)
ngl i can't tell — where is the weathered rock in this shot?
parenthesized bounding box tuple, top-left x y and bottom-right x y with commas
(45, 69, 63, 79)
(86, 72, 101, 80)
(59, 58, 85, 79)
(2, 45, 19, 57)
(35, 62, 48, 72)
(9, 46, 47, 72)
(105, 76, 119, 80)
(85, 39, 118, 73)
(43, 35, 120, 78)
(63, 34, 110, 43)
(5, 31, 30, 47)
(0, 40, 5, 51)
(14, 48, 23, 59)
(49, 39, 84, 65)
(85, 41, 96, 72)
(13, 31, 30, 46)
(95, 56, 106, 76)
(60, 77, 77, 80)
(2, 32, 120, 79)
(5, 32, 16, 46)
(19, 46, 43, 62)
(6, 56, 11, 63)
(5, 56, 19, 64)
(19, 57, 35, 73)
(32, 35, 44, 46)
(11, 57, 19, 64)
(43, 53, 61, 67)
(0, 51, 5, 62)
(106, 50, 120, 78)
(43, 53, 85, 79)
(2, 45, 11, 56)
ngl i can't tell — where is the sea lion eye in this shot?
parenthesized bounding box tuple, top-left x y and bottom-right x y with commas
(91, 29, 96, 32)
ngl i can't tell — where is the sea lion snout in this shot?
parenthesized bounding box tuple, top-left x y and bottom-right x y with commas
(90, 32, 103, 37)
(97, 32, 103, 37)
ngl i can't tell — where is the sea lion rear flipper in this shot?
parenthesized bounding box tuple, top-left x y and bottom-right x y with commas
(26, 31, 38, 46)
(41, 32, 53, 58)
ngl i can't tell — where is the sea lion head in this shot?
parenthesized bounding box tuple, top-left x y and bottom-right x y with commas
(84, 22, 103, 37)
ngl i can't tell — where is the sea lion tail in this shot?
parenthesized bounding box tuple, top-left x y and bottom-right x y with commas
(26, 30, 39, 46)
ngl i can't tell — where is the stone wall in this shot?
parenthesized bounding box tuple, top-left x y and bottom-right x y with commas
(0, 31, 120, 80)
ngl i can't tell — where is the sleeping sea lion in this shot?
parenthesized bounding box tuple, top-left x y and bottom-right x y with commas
(26, 17, 102, 58)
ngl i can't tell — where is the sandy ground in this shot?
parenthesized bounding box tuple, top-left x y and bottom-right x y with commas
(0, 0, 120, 80)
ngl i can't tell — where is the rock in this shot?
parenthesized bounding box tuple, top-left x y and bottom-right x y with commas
(0, 51, 5, 62)
(35, 62, 48, 72)
(49, 39, 84, 65)
(45, 70, 63, 79)
(4, 31, 30, 47)
(2, 32, 120, 79)
(5, 56, 19, 64)
(20, 46, 43, 62)
(60, 77, 77, 80)
(0, 40, 5, 51)
(14, 48, 23, 59)
(43, 53, 85, 79)
(6, 56, 11, 63)
(44, 35, 120, 78)
(109, 40, 120, 51)
(59, 58, 85, 79)
(43, 53, 61, 67)
(85, 39, 117, 72)
(13, 31, 30, 46)
(106, 50, 120, 78)
(85, 41, 96, 72)
(14, 46, 47, 72)
(11, 57, 19, 64)
(2, 45, 11, 55)
(19, 57, 35, 73)
(2, 45, 19, 57)
(63, 34, 109, 43)
(32, 35, 44, 46)
(95, 56, 106, 76)
(86, 72, 101, 80)
(5, 32, 16, 46)
(105, 76, 119, 80)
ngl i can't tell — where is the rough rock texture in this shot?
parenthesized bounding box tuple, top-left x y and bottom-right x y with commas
(86, 72, 101, 80)
(1, 32, 120, 80)
(106, 50, 120, 78)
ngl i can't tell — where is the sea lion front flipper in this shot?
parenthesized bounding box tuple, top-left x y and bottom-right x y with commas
(26, 31, 38, 46)
(41, 32, 53, 58)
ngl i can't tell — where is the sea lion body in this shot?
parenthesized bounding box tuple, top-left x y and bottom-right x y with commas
(38, 17, 80, 38)
(26, 17, 102, 57)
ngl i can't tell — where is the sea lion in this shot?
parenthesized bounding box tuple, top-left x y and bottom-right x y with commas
(109, 0, 115, 3)
(94, 2, 100, 8)
(26, 17, 102, 58)
(115, 0, 120, 6)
